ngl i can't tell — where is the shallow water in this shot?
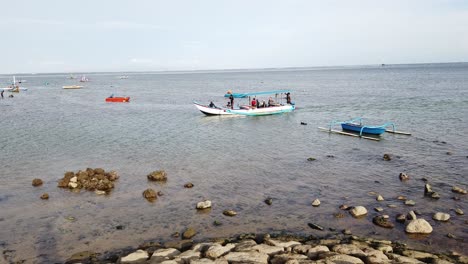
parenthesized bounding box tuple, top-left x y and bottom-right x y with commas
(0, 64, 467, 262)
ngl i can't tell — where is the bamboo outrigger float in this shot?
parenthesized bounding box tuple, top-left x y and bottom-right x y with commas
(319, 117, 411, 141)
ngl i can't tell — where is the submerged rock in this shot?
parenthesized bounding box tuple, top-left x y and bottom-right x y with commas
(307, 157, 316, 161)
(399, 172, 409, 181)
(383, 154, 392, 161)
(32, 178, 43, 187)
(373, 215, 394, 228)
(184, 182, 194, 188)
(396, 214, 406, 223)
(452, 186, 467, 194)
(431, 192, 440, 199)
(454, 208, 464, 215)
(57, 168, 119, 194)
(182, 227, 197, 239)
(376, 195, 384, 201)
(424, 183, 433, 194)
(264, 198, 273, 205)
(40, 193, 49, 200)
(405, 200, 416, 206)
(405, 219, 433, 234)
(143, 188, 157, 202)
(147, 170, 167, 181)
(308, 223, 324, 230)
(223, 210, 237, 217)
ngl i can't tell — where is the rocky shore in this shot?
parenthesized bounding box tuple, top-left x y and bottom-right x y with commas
(66, 233, 467, 264)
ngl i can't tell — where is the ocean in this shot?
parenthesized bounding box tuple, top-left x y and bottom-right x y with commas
(0, 63, 467, 262)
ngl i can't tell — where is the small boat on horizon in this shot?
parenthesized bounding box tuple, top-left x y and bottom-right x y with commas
(194, 90, 295, 116)
(63, 85, 83, 89)
(79, 75, 89, 82)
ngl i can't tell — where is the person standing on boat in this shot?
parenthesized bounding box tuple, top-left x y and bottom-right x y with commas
(251, 97, 257, 108)
(286, 92, 291, 104)
(229, 94, 234, 109)
(209, 101, 215, 108)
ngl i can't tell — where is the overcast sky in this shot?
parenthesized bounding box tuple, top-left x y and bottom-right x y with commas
(1, 0, 467, 74)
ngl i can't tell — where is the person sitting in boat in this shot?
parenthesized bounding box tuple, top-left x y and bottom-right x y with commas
(262, 100, 267, 108)
(268, 97, 275, 107)
(286, 92, 291, 104)
(209, 101, 216, 108)
(109, 94, 114, 98)
(251, 98, 257, 108)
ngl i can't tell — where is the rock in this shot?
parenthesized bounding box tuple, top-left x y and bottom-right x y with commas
(264, 198, 273, 205)
(342, 229, 352, 235)
(292, 245, 312, 254)
(405, 200, 416, 206)
(307, 245, 330, 260)
(164, 240, 193, 252)
(452, 186, 467, 194)
(397, 195, 407, 200)
(196, 200, 212, 209)
(399, 172, 409, 181)
(308, 223, 324, 230)
(407, 211, 417, 220)
(40, 193, 49, 200)
(270, 253, 308, 264)
(311, 199, 320, 207)
(401, 249, 439, 261)
(265, 239, 301, 248)
(252, 244, 284, 255)
(332, 244, 366, 258)
(334, 212, 346, 218)
(143, 188, 157, 202)
(383, 154, 392, 161)
(94, 168, 105, 175)
(223, 210, 237, 216)
(147, 170, 167, 181)
(364, 248, 389, 263)
(376, 195, 384, 201)
(388, 204, 398, 208)
(120, 249, 149, 263)
(424, 183, 433, 194)
(454, 208, 464, 215)
(224, 251, 268, 264)
(157, 191, 163, 196)
(182, 227, 197, 239)
(70, 176, 78, 183)
(431, 192, 441, 199)
(339, 204, 350, 210)
(447, 233, 457, 239)
(300, 122, 307, 125)
(233, 240, 257, 252)
(213, 220, 222, 226)
(57, 178, 70, 188)
(374, 207, 383, 212)
(387, 253, 424, 264)
(396, 214, 406, 223)
(205, 244, 236, 259)
(108, 170, 119, 181)
(177, 249, 201, 263)
(307, 157, 316, 161)
(405, 219, 433, 234)
(66, 251, 97, 263)
(433, 212, 450, 221)
(184, 182, 194, 188)
(95, 190, 106, 195)
(321, 254, 364, 264)
(68, 182, 78, 189)
(350, 206, 367, 218)
(150, 248, 181, 263)
(373, 215, 394, 228)
(32, 178, 43, 187)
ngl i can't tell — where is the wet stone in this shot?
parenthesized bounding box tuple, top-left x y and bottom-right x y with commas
(32, 178, 43, 187)
(308, 223, 324, 231)
(40, 193, 49, 200)
(373, 215, 395, 228)
(147, 170, 167, 181)
(264, 198, 273, 205)
(454, 208, 464, 215)
(223, 210, 237, 216)
(383, 154, 392, 161)
(184, 182, 194, 188)
(374, 207, 384, 212)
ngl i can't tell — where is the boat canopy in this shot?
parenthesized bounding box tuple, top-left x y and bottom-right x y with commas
(224, 90, 291, 98)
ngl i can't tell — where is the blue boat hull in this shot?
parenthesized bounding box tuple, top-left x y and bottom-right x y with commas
(341, 123, 386, 135)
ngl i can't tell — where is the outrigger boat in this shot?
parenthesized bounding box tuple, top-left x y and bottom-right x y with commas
(319, 117, 411, 141)
(194, 90, 295, 116)
(63, 85, 83, 89)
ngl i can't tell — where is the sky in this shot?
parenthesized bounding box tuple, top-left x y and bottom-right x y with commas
(1, 0, 468, 74)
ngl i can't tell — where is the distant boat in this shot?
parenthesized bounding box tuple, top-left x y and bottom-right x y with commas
(69, 74, 76, 79)
(106, 95, 130, 102)
(63, 85, 83, 89)
(79, 75, 89, 82)
(119, 76, 129, 79)
(2, 76, 28, 92)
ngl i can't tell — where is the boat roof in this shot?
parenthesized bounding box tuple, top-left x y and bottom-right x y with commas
(224, 90, 291, 98)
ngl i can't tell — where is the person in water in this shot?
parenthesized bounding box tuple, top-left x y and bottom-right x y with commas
(1, 90, 3, 99)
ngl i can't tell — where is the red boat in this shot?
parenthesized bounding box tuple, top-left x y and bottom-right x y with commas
(105, 97, 130, 102)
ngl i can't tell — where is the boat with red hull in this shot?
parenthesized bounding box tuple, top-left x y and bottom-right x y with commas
(105, 97, 130, 102)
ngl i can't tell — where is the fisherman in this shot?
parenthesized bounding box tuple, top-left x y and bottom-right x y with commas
(229, 94, 234, 109)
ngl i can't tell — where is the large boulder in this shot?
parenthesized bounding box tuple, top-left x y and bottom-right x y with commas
(405, 219, 433, 234)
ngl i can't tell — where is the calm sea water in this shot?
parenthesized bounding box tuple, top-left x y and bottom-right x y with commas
(0, 63, 467, 262)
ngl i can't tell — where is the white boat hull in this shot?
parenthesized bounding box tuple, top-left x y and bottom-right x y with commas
(194, 102, 295, 116)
